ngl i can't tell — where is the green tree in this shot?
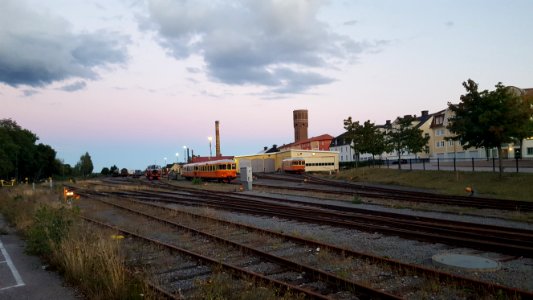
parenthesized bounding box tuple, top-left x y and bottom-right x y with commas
(100, 167, 110, 176)
(448, 79, 533, 176)
(109, 165, 119, 176)
(387, 115, 429, 170)
(358, 120, 387, 164)
(33, 144, 60, 180)
(0, 119, 38, 180)
(343, 117, 363, 168)
(76, 152, 94, 177)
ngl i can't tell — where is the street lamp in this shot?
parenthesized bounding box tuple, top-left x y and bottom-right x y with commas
(183, 146, 187, 163)
(208, 136, 212, 160)
(164, 157, 167, 168)
(175, 152, 179, 163)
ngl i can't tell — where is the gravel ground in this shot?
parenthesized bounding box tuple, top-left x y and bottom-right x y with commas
(168, 189, 533, 293)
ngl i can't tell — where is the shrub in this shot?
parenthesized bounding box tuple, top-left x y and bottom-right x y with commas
(25, 206, 74, 257)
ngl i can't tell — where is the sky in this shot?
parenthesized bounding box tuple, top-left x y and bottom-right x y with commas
(1, 0, 533, 171)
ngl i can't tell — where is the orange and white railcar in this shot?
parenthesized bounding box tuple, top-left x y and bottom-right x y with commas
(281, 157, 306, 174)
(182, 159, 237, 183)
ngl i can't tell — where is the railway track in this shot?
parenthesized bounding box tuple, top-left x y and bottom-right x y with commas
(79, 194, 400, 299)
(89, 181, 533, 258)
(254, 173, 533, 212)
(75, 186, 533, 299)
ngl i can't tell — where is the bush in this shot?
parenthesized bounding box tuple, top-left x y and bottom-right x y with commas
(25, 206, 74, 257)
(192, 177, 203, 185)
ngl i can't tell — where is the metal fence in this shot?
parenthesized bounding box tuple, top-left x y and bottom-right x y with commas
(383, 157, 533, 173)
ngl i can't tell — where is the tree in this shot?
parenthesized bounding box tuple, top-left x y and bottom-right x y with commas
(109, 165, 119, 177)
(387, 115, 429, 170)
(358, 120, 387, 164)
(448, 79, 533, 176)
(343, 117, 363, 168)
(33, 144, 60, 180)
(101, 167, 110, 176)
(76, 152, 94, 177)
(0, 119, 60, 181)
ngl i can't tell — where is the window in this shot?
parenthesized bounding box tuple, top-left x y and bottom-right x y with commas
(448, 140, 454, 146)
(436, 141, 444, 148)
(436, 129, 445, 136)
(528, 147, 533, 155)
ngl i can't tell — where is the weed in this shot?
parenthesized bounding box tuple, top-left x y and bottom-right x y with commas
(25, 206, 74, 257)
(192, 177, 203, 185)
(55, 223, 151, 300)
(351, 194, 362, 204)
(192, 271, 297, 300)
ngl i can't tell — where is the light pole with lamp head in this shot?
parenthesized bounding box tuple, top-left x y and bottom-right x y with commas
(175, 152, 179, 163)
(183, 146, 187, 163)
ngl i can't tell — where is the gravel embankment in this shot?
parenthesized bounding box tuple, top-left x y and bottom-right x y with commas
(169, 189, 533, 292)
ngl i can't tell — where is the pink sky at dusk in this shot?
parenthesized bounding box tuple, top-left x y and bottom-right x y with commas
(1, 0, 532, 171)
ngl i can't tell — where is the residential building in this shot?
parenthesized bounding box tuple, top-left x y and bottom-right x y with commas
(279, 134, 333, 152)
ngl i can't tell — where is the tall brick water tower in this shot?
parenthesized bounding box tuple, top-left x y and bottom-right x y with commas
(293, 109, 308, 143)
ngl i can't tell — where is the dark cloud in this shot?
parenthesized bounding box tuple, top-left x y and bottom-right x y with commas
(143, 0, 385, 95)
(0, 0, 129, 88)
(343, 20, 358, 26)
(59, 81, 87, 92)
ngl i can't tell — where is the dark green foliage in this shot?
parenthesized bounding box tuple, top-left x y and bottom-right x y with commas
(0, 119, 60, 181)
(74, 152, 94, 177)
(448, 80, 533, 176)
(343, 118, 387, 167)
(100, 167, 110, 176)
(26, 206, 73, 257)
(386, 115, 429, 169)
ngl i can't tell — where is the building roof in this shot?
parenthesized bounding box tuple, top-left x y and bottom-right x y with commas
(281, 134, 334, 149)
(330, 132, 352, 147)
(191, 156, 234, 163)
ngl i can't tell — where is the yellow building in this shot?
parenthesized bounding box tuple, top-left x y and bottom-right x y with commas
(235, 149, 339, 173)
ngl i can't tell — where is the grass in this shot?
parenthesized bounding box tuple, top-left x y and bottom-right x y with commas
(0, 186, 154, 300)
(192, 269, 306, 300)
(330, 167, 533, 201)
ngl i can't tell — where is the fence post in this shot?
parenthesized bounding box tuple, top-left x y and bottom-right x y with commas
(409, 159, 412, 170)
(437, 158, 440, 171)
(386, 158, 389, 168)
(471, 158, 475, 172)
(516, 157, 519, 173)
(492, 157, 495, 172)
(423, 159, 426, 171)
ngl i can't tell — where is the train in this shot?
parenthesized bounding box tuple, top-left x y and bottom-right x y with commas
(145, 165, 162, 180)
(281, 157, 306, 174)
(181, 159, 237, 183)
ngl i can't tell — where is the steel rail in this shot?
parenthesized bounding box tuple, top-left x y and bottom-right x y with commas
(80, 194, 402, 300)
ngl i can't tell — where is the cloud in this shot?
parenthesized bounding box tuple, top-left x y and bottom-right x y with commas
(59, 81, 87, 92)
(143, 0, 384, 94)
(22, 89, 39, 97)
(343, 19, 358, 26)
(0, 0, 129, 88)
(445, 21, 454, 27)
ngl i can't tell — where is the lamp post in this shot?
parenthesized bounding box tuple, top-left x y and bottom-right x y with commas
(183, 146, 187, 163)
(208, 136, 212, 160)
(164, 157, 167, 168)
(175, 152, 179, 163)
